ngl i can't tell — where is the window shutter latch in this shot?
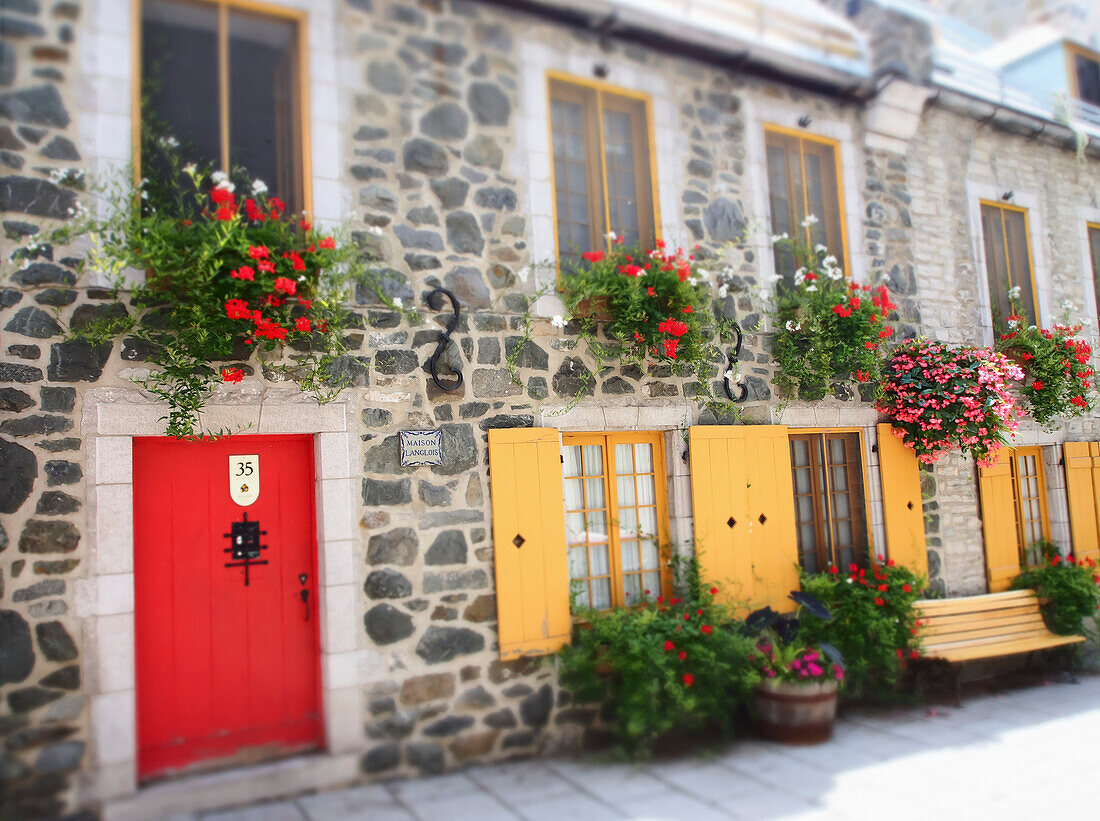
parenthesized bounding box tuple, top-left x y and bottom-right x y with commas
(512, 534, 526, 549)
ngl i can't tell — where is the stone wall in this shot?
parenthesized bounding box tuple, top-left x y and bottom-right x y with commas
(1, 0, 1099, 817)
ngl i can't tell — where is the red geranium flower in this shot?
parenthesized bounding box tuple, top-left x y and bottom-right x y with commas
(295, 317, 311, 333)
(682, 673, 695, 687)
(274, 277, 297, 295)
(581, 250, 605, 263)
(663, 640, 675, 651)
(678, 651, 687, 660)
(221, 367, 245, 384)
(231, 266, 255, 281)
(249, 245, 271, 260)
(701, 625, 713, 635)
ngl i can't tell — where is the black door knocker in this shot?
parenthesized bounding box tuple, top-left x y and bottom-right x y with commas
(223, 512, 268, 586)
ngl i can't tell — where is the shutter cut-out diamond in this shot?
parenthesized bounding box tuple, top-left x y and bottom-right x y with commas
(907, 501, 914, 510)
(512, 534, 525, 548)
(727, 517, 736, 529)
(758, 513, 767, 525)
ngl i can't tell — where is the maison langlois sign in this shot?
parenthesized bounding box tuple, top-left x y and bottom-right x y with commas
(399, 429, 444, 466)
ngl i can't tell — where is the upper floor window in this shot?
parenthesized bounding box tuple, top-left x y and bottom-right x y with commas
(1067, 43, 1100, 107)
(549, 76, 657, 257)
(562, 432, 668, 610)
(765, 127, 847, 282)
(140, 0, 307, 213)
(979, 201, 1038, 326)
(789, 431, 868, 573)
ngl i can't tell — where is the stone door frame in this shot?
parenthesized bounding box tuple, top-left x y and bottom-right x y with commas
(77, 389, 364, 820)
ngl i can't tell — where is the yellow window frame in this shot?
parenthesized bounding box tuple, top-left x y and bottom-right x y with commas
(1087, 222, 1100, 323)
(546, 71, 662, 270)
(979, 199, 1040, 324)
(561, 430, 671, 611)
(1065, 40, 1100, 104)
(1007, 445, 1051, 567)
(131, 0, 314, 215)
(763, 124, 852, 279)
(787, 427, 874, 560)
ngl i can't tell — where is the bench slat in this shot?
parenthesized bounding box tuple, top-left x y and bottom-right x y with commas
(924, 626, 1060, 650)
(916, 590, 1037, 615)
(924, 635, 1084, 663)
(923, 622, 1053, 645)
(920, 610, 1046, 637)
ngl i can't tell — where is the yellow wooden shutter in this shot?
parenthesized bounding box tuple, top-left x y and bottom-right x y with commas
(689, 425, 800, 613)
(876, 424, 928, 578)
(487, 428, 571, 659)
(977, 452, 1020, 592)
(1063, 441, 1100, 565)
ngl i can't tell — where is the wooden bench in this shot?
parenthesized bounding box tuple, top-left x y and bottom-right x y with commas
(912, 589, 1085, 703)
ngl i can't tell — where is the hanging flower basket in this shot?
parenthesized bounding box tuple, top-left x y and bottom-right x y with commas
(995, 316, 1095, 427)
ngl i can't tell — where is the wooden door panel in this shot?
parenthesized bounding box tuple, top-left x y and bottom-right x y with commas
(134, 435, 322, 781)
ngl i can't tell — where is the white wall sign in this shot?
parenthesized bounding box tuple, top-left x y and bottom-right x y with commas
(229, 454, 260, 506)
(400, 430, 444, 466)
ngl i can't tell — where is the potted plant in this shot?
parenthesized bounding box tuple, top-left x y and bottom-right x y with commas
(745, 592, 844, 744)
(877, 338, 1024, 466)
(995, 298, 1095, 427)
(766, 224, 895, 400)
(557, 237, 716, 379)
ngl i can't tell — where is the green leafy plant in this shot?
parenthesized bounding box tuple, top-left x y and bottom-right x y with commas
(767, 228, 895, 400)
(557, 238, 736, 406)
(557, 564, 757, 757)
(799, 556, 925, 698)
(9, 154, 387, 438)
(995, 300, 1096, 427)
(1011, 550, 1100, 635)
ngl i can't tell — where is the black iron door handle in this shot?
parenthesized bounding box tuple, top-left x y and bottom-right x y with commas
(300, 588, 310, 621)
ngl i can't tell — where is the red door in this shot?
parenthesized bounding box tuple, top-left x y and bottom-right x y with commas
(133, 435, 323, 781)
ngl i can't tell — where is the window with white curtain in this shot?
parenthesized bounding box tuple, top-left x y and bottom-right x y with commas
(561, 432, 669, 611)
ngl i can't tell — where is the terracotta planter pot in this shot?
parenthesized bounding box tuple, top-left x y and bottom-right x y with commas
(573, 296, 612, 322)
(753, 679, 838, 744)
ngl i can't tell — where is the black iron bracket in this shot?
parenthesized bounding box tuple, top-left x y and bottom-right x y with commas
(223, 512, 268, 587)
(425, 287, 463, 393)
(723, 322, 748, 403)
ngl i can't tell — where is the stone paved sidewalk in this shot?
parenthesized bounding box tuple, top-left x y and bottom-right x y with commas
(185, 675, 1100, 821)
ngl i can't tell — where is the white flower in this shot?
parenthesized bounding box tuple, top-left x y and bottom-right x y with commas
(758, 289, 769, 301)
(1007, 285, 1022, 300)
(770, 232, 789, 244)
(768, 272, 783, 283)
(827, 267, 844, 281)
(251, 179, 268, 195)
(794, 267, 807, 284)
(298, 275, 306, 282)
(211, 170, 228, 184)
(366, 225, 384, 236)
(806, 285, 817, 292)
(801, 214, 819, 227)
(215, 180, 235, 193)
(516, 266, 531, 283)
(605, 231, 617, 241)
(717, 284, 729, 299)
(785, 320, 801, 332)
(724, 368, 742, 382)
(392, 297, 403, 309)
(551, 315, 567, 329)
(814, 243, 828, 254)
(183, 163, 197, 175)
(697, 267, 711, 278)
(1007, 317, 1020, 330)
(1062, 299, 1078, 312)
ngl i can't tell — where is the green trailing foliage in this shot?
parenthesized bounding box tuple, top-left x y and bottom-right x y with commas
(1011, 547, 1100, 636)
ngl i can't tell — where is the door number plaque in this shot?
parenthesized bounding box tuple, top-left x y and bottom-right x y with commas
(229, 454, 259, 506)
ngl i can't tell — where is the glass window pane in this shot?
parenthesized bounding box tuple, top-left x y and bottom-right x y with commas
(617, 506, 638, 538)
(565, 512, 586, 545)
(583, 445, 603, 477)
(228, 8, 302, 212)
(591, 578, 612, 610)
(640, 539, 659, 570)
(585, 511, 608, 543)
(835, 520, 852, 546)
(563, 445, 582, 479)
(563, 478, 584, 514)
(621, 574, 641, 604)
(568, 546, 588, 579)
(636, 475, 656, 506)
(590, 544, 610, 576)
(643, 572, 661, 598)
(617, 475, 637, 508)
(634, 443, 654, 474)
(141, 0, 221, 180)
(614, 443, 634, 475)
(638, 507, 658, 538)
(834, 493, 850, 520)
(585, 477, 606, 510)
(621, 541, 641, 573)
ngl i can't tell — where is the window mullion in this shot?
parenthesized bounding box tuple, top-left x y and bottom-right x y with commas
(1000, 207, 1013, 292)
(218, 1, 230, 172)
(595, 90, 613, 252)
(602, 435, 626, 608)
(797, 139, 812, 247)
(820, 434, 838, 568)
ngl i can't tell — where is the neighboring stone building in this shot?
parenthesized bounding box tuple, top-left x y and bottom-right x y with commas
(1, 0, 1099, 818)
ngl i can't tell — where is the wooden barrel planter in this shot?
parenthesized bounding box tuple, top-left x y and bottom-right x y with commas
(753, 679, 838, 744)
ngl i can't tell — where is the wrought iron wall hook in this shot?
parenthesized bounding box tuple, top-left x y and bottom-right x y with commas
(424, 286, 463, 392)
(723, 322, 748, 403)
